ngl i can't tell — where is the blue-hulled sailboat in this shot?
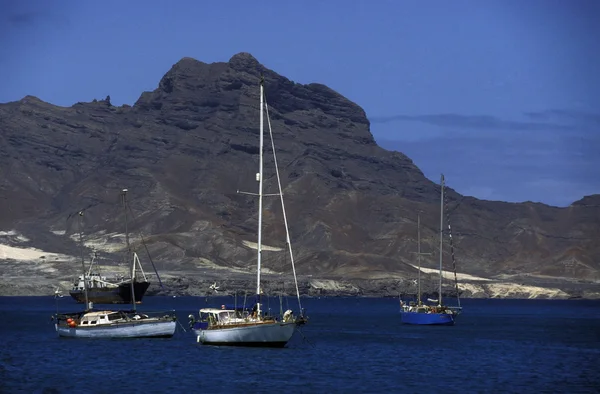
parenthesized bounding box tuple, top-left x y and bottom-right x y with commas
(400, 174, 462, 325)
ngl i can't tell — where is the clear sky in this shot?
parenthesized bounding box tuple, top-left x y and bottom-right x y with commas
(1, 0, 598, 207)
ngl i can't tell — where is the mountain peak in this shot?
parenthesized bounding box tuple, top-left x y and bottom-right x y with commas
(155, 57, 212, 94)
(20, 95, 43, 102)
(167, 56, 209, 74)
(17, 95, 47, 106)
(132, 52, 374, 145)
(176, 56, 203, 64)
(228, 52, 261, 72)
(229, 52, 258, 63)
(572, 194, 600, 207)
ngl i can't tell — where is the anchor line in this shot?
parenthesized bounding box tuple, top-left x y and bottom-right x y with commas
(176, 319, 187, 333)
(295, 327, 314, 348)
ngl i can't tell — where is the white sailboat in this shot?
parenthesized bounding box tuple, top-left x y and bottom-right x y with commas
(54, 190, 177, 338)
(191, 77, 307, 347)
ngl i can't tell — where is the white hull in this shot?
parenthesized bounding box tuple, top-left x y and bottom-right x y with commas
(56, 320, 176, 338)
(190, 80, 307, 348)
(195, 321, 296, 347)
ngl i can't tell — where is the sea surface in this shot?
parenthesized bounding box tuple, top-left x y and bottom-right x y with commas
(1, 296, 599, 393)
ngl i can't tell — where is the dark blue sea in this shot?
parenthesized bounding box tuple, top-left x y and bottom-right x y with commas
(1, 296, 599, 393)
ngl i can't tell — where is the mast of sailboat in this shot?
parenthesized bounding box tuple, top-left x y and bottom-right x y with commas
(438, 174, 445, 307)
(263, 95, 304, 316)
(86, 249, 98, 277)
(78, 211, 90, 310)
(412, 213, 432, 306)
(256, 76, 265, 316)
(122, 188, 136, 312)
(417, 214, 422, 305)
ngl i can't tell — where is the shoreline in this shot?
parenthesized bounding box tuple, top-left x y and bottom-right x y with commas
(0, 294, 598, 300)
(1, 275, 598, 300)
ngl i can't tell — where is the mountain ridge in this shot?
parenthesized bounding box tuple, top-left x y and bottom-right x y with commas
(0, 52, 598, 298)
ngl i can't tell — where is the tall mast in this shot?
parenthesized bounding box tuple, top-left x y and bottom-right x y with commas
(438, 174, 445, 306)
(413, 213, 431, 306)
(256, 77, 265, 315)
(122, 188, 136, 312)
(78, 211, 90, 310)
(417, 214, 421, 305)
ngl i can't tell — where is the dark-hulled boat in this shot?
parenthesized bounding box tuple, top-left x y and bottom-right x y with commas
(69, 272, 150, 304)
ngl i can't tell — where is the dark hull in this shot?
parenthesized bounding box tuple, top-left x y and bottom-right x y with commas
(69, 281, 151, 304)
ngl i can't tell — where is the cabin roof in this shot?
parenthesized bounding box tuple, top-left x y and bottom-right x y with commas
(82, 311, 120, 318)
(199, 308, 235, 314)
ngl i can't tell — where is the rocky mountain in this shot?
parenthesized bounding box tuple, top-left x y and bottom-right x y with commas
(1, 53, 599, 298)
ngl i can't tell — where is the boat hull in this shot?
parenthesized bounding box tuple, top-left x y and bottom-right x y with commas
(400, 311, 455, 326)
(194, 321, 296, 347)
(69, 281, 150, 304)
(56, 320, 176, 338)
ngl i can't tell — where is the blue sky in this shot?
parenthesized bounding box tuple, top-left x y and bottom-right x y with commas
(1, 0, 598, 206)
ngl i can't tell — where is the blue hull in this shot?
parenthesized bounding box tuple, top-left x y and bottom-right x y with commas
(400, 311, 455, 326)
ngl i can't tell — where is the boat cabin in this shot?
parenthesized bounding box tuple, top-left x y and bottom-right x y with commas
(198, 308, 250, 326)
(79, 311, 127, 326)
(400, 301, 435, 314)
(400, 300, 458, 315)
(72, 273, 110, 290)
(72, 272, 129, 291)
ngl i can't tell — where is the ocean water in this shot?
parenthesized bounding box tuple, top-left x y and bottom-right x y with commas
(1, 296, 599, 393)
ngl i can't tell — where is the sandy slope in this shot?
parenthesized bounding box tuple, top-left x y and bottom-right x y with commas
(1, 230, 598, 299)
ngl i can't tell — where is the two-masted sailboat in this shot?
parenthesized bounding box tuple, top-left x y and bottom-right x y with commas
(190, 78, 307, 347)
(53, 190, 177, 338)
(68, 249, 151, 305)
(400, 174, 462, 325)
(68, 192, 154, 304)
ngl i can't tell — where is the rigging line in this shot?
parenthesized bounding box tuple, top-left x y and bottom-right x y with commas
(65, 204, 95, 223)
(444, 193, 461, 307)
(176, 319, 188, 333)
(125, 200, 165, 289)
(446, 195, 466, 216)
(263, 93, 303, 315)
(295, 327, 314, 348)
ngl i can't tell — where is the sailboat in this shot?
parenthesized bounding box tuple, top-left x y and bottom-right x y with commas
(53, 190, 177, 338)
(68, 248, 151, 305)
(68, 193, 156, 304)
(400, 174, 462, 325)
(190, 77, 307, 347)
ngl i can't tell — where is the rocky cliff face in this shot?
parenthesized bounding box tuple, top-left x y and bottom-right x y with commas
(0, 53, 598, 298)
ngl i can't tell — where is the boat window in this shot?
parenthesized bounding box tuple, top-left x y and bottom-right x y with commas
(236, 311, 248, 319)
(108, 313, 122, 321)
(90, 321, 97, 325)
(200, 312, 215, 321)
(218, 312, 230, 321)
